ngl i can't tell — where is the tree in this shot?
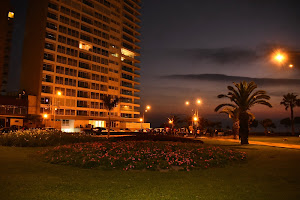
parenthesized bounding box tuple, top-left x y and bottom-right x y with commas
(218, 107, 255, 139)
(218, 107, 239, 139)
(215, 81, 272, 144)
(103, 95, 119, 138)
(249, 119, 258, 129)
(280, 118, 291, 129)
(280, 93, 300, 136)
(168, 115, 181, 128)
(260, 119, 276, 135)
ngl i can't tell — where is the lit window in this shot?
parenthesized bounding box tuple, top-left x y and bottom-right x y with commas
(121, 48, 135, 58)
(8, 12, 14, 19)
(111, 53, 119, 58)
(79, 41, 92, 51)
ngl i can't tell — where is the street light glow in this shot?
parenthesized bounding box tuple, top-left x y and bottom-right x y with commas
(57, 91, 62, 96)
(139, 118, 143, 122)
(146, 105, 151, 110)
(289, 64, 294, 68)
(185, 101, 190, 105)
(196, 99, 201, 104)
(275, 54, 284, 62)
(43, 114, 48, 119)
(193, 116, 198, 122)
(273, 50, 287, 64)
(169, 120, 173, 124)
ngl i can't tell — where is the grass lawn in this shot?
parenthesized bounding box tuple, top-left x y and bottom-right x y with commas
(1, 140, 300, 200)
(248, 136, 300, 145)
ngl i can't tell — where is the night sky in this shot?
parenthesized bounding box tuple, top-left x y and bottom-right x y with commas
(140, 0, 300, 127)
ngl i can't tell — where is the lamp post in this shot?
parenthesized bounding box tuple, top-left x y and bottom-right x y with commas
(140, 105, 151, 131)
(185, 99, 202, 127)
(143, 105, 151, 121)
(193, 116, 199, 137)
(43, 113, 48, 127)
(168, 118, 174, 134)
(139, 118, 143, 130)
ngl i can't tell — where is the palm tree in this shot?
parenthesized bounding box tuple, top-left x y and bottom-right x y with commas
(218, 107, 239, 139)
(280, 93, 300, 136)
(218, 107, 255, 139)
(215, 81, 272, 144)
(103, 95, 119, 138)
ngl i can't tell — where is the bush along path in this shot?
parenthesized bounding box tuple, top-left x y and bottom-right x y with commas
(39, 141, 246, 171)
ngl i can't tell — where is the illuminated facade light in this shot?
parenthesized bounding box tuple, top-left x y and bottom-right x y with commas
(79, 41, 92, 51)
(111, 53, 119, 58)
(8, 12, 14, 19)
(121, 48, 135, 58)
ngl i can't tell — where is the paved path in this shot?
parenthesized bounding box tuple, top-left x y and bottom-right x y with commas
(199, 137, 300, 150)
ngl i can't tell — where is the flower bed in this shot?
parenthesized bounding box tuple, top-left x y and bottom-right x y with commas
(39, 141, 246, 171)
(0, 130, 102, 147)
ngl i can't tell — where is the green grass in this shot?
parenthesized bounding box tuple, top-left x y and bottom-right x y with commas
(248, 136, 300, 145)
(1, 140, 300, 200)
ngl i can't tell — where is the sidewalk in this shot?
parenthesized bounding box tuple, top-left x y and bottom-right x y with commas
(200, 137, 300, 150)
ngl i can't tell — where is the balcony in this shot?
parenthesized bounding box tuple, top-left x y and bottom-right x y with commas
(123, 59, 134, 66)
(121, 82, 133, 88)
(124, 14, 135, 23)
(134, 86, 140, 90)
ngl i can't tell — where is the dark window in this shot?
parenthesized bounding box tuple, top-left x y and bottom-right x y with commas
(48, 2, 58, 10)
(46, 32, 56, 40)
(45, 42, 55, 51)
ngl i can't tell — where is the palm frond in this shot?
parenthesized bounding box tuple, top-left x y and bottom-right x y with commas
(215, 103, 237, 112)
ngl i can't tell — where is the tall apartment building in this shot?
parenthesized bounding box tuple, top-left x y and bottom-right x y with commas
(0, 1, 14, 93)
(1, 0, 142, 131)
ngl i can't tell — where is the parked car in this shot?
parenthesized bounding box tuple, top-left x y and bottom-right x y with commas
(0, 127, 11, 134)
(92, 127, 106, 135)
(120, 128, 131, 132)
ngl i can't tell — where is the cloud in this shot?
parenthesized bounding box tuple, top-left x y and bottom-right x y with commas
(166, 43, 300, 66)
(162, 74, 300, 86)
(182, 47, 260, 64)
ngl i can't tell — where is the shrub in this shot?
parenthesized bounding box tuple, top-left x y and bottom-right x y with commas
(39, 141, 246, 171)
(0, 130, 103, 147)
(112, 134, 204, 143)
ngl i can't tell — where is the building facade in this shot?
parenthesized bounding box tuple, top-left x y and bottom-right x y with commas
(1, 0, 142, 131)
(0, 1, 14, 93)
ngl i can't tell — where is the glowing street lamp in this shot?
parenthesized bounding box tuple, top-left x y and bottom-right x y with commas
(193, 116, 198, 122)
(168, 118, 174, 134)
(142, 105, 151, 123)
(289, 64, 294, 68)
(185, 98, 202, 117)
(274, 53, 285, 63)
(43, 114, 48, 119)
(140, 118, 143, 130)
(272, 50, 288, 66)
